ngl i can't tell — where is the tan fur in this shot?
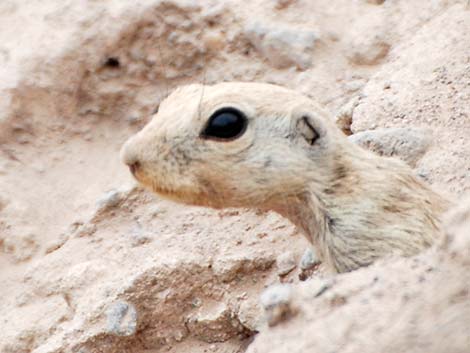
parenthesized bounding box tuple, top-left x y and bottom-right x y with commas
(121, 82, 450, 273)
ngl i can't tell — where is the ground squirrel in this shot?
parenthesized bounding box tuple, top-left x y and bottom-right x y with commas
(121, 82, 449, 273)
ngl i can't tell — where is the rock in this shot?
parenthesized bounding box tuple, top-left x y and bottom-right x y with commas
(0, 295, 72, 353)
(349, 40, 390, 66)
(351, 5, 470, 194)
(238, 297, 263, 332)
(348, 127, 432, 167)
(299, 248, 320, 270)
(442, 195, 470, 261)
(202, 31, 225, 52)
(344, 9, 391, 66)
(0, 196, 7, 212)
(44, 232, 69, 254)
(260, 284, 296, 326)
(245, 22, 317, 69)
(128, 226, 152, 247)
(366, 0, 386, 4)
(276, 251, 297, 276)
(212, 254, 276, 283)
(273, 0, 297, 9)
(106, 301, 138, 337)
(2, 232, 38, 262)
(126, 114, 144, 125)
(416, 167, 431, 181)
(335, 96, 360, 135)
(96, 189, 122, 211)
(186, 303, 247, 343)
(92, 184, 137, 221)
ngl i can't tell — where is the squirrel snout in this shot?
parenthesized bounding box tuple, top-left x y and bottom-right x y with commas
(120, 139, 141, 176)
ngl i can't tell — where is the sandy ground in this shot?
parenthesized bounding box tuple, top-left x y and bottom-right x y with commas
(0, 1, 469, 352)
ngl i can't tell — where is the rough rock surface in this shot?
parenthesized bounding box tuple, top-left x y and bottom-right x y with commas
(0, 1, 469, 353)
(350, 4, 470, 195)
(348, 127, 432, 167)
(245, 21, 318, 69)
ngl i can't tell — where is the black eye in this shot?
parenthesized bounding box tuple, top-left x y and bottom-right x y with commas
(201, 108, 247, 141)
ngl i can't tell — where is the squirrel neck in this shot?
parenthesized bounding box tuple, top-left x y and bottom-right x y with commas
(272, 191, 344, 272)
(273, 147, 426, 273)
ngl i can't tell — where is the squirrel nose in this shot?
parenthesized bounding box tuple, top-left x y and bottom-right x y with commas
(128, 161, 140, 175)
(120, 139, 141, 175)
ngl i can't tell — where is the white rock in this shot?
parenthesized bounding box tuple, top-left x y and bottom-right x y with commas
(96, 189, 122, 210)
(276, 251, 297, 276)
(186, 303, 245, 343)
(245, 22, 317, 69)
(106, 301, 138, 337)
(366, 0, 385, 4)
(348, 127, 432, 167)
(2, 232, 38, 263)
(299, 248, 320, 270)
(260, 283, 296, 326)
(238, 297, 263, 332)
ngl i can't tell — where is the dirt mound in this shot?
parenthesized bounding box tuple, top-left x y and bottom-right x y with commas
(0, 1, 468, 352)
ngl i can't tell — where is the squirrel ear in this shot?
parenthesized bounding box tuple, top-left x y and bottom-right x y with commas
(295, 115, 319, 145)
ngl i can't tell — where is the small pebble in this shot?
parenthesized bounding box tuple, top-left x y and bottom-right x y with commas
(97, 190, 122, 210)
(260, 283, 296, 326)
(192, 297, 202, 308)
(300, 248, 321, 270)
(276, 251, 297, 276)
(126, 115, 144, 125)
(106, 301, 138, 336)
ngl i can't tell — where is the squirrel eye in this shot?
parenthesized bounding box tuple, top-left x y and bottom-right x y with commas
(201, 108, 247, 141)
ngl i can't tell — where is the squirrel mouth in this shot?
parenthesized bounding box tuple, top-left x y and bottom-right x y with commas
(128, 167, 208, 206)
(127, 164, 176, 198)
(150, 184, 174, 197)
(151, 180, 209, 206)
(129, 163, 139, 176)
